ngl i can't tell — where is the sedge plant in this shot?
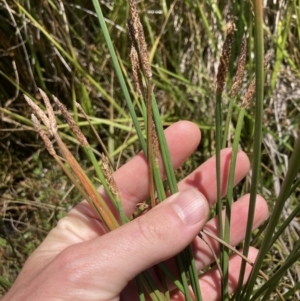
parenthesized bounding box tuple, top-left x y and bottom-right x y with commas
(1, 0, 300, 300)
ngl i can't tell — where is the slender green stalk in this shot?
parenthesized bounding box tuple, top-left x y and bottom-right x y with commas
(162, 275, 171, 301)
(91, 2, 188, 300)
(269, 203, 300, 247)
(91, 0, 146, 153)
(139, 272, 167, 301)
(223, 107, 246, 298)
(157, 263, 184, 293)
(175, 255, 193, 301)
(215, 90, 224, 290)
(243, 133, 300, 300)
(85, 147, 117, 206)
(214, 19, 235, 300)
(250, 242, 300, 301)
(136, 277, 146, 301)
(289, 177, 300, 196)
(222, 32, 247, 297)
(185, 246, 203, 301)
(222, 96, 234, 149)
(152, 95, 202, 300)
(151, 95, 177, 194)
(237, 1, 264, 299)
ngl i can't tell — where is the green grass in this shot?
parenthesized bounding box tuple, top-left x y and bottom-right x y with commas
(0, 0, 300, 299)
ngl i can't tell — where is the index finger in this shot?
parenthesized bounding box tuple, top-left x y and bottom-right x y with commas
(100, 120, 201, 215)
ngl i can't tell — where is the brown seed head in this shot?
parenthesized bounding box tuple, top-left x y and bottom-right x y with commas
(24, 95, 50, 130)
(229, 35, 247, 97)
(101, 154, 120, 200)
(39, 89, 57, 133)
(128, 20, 143, 95)
(31, 114, 56, 156)
(138, 29, 152, 79)
(241, 52, 271, 109)
(128, 0, 152, 80)
(216, 20, 236, 93)
(130, 45, 143, 95)
(242, 77, 255, 109)
(53, 96, 89, 147)
(128, 0, 140, 41)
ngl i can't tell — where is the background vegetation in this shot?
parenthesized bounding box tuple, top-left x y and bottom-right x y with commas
(0, 0, 299, 299)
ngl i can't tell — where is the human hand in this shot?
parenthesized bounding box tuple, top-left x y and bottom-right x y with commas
(3, 121, 268, 301)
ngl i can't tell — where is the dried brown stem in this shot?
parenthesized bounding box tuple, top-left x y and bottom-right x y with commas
(52, 129, 119, 230)
(26, 91, 119, 230)
(31, 114, 95, 208)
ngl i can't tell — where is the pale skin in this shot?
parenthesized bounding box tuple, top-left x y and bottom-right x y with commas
(3, 121, 268, 301)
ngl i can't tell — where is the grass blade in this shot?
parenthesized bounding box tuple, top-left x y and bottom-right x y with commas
(243, 132, 300, 300)
(91, 0, 146, 152)
(236, 0, 264, 298)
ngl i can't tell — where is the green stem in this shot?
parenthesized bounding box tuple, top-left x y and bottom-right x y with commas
(222, 96, 235, 149)
(91, 0, 146, 152)
(250, 243, 300, 301)
(215, 91, 225, 297)
(244, 132, 300, 300)
(224, 108, 246, 299)
(152, 95, 202, 300)
(236, 1, 264, 299)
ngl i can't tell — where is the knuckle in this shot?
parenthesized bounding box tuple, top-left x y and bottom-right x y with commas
(136, 209, 174, 246)
(53, 245, 86, 283)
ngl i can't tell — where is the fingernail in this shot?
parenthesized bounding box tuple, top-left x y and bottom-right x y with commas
(172, 189, 208, 226)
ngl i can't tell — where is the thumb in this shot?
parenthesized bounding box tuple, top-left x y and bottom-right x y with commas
(65, 188, 209, 296)
(108, 188, 208, 277)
